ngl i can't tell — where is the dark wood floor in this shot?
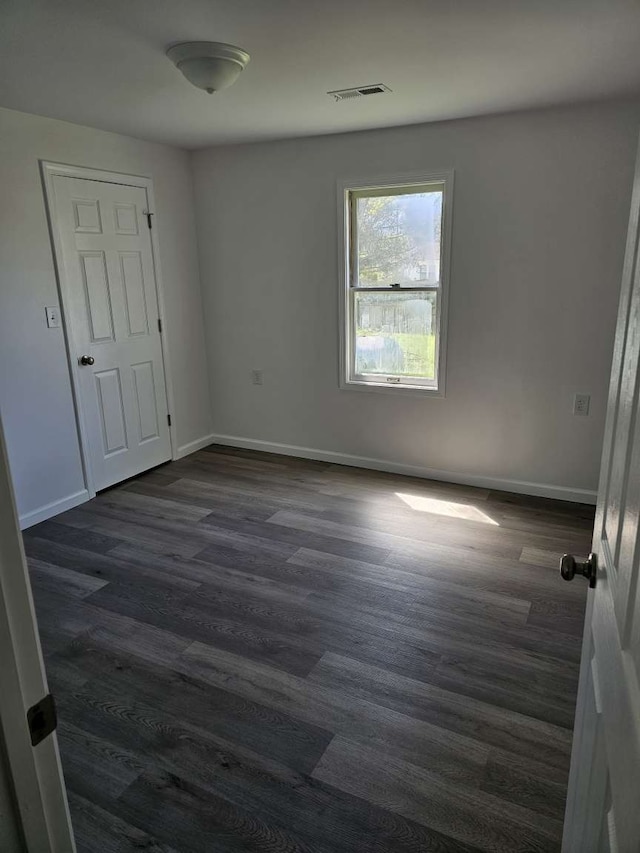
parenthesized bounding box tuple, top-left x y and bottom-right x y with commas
(24, 446, 592, 853)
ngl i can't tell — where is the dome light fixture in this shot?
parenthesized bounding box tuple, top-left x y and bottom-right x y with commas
(166, 41, 250, 94)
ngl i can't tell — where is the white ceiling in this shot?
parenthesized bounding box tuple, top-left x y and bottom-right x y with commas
(2, 0, 640, 149)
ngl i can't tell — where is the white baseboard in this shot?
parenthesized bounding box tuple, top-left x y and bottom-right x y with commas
(175, 434, 218, 461)
(19, 489, 90, 530)
(208, 433, 598, 505)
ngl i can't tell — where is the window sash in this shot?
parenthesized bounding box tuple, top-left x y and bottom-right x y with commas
(347, 289, 440, 388)
(349, 181, 446, 200)
(348, 182, 445, 289)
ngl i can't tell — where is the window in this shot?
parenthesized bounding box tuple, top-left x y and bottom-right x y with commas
(339, 172, 452, 394)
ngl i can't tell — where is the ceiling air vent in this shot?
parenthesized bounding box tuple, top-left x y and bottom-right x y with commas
(328, 84, 392, 102)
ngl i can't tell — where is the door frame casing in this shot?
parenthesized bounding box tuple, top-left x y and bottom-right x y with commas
(40, 161, 177, 498)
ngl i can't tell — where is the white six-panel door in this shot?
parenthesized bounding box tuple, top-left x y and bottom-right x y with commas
(562, 139, 640, 852)
(50, 175, 171, 491)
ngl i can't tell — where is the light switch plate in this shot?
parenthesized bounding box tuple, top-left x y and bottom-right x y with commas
(45, 306, 60, 328)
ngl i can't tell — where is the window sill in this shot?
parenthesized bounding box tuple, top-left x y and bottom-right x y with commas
(340, 378, 445, 398)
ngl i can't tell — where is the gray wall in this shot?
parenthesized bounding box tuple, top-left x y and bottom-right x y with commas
(0, 107, 212, 525)
(191, 101, 640, 500)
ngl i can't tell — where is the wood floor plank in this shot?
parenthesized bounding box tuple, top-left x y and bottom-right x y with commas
(526, 597, 587, 637)
(25, 536, 200, 592)
(199, 509, 395, 564)
(161, 461, 336, 509)
(117, 769, 324, 853)
(54, 636, 333, 773)
(432, 651, 576, 728)
(82, 585, 323, 677)
(29, 588, 105, 665)
(201, 444, 332, 470)
(94, 487, 214, 524)
(306, 652, 573, 771)
(56, 719, 143, 802)
(268, 508, 445, 553)
(310, 500, 587, 558)
(384, 545, 583, 604)
(312, 736, 563, 853)
(288, 547, 532, 621)
(79, 607, 194, 667)
(290, 551, 583, 679)
(181, 582, 445, 682)
(480, 749, 568, 821)
(125, 477, 280, 522)
(118, 761, 479, 853)
(520, 546, 567, 569)
(179, 641, 491, 786)
(131, 468, 182, 488)
(28, 557, 108, 600)
(486, 489, 594, 520)
(298, 586, 578, 697)
(109, 542, 313, 602)
(66, 790, 179, 853)
(51, 510, 207, 559)
(319, 463, 492, 503)
(23, 519, 123, 553)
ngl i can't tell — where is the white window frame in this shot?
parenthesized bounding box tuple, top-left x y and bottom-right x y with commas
(338, 170, 453, 396)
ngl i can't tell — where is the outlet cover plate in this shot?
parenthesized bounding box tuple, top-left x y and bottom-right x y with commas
(45, 306, 61, 328)
(573, 393, 590, 416)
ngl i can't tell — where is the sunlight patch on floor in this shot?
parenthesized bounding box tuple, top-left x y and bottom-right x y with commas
(395, 492, 499, 525)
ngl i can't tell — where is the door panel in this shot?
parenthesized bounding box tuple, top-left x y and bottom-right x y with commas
(80, 251, 114, 343)
(120, 252, 149, 336)
(52, 175, 171, 491)
(95, 368, 128, 455)
(131, 361, 160, 442)
(72, 197, 101, 233)
(114, 203, 138, 235)
(563, 140, 640, 851)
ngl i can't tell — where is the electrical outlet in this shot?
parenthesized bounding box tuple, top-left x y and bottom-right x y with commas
(45, 306, 60, 328)
(573, 393, 590, 416)
(251, 369, 263, 386)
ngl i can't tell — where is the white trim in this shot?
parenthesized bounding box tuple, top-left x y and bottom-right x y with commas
(39, 161, 177, 492)
(18, 489, 90, 530)
(337, 169, 454, 398)
(208, 433, 597, 504)
(175, 434, 217, 460)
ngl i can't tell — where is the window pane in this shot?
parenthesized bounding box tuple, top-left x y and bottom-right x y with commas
(355, 189, 442, 286)
(354, 291, 437, 380)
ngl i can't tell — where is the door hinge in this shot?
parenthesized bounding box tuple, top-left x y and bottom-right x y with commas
(144, 210, 154, 229)
(167, 414, 172, 427)
(157, 317, 163, 333)
(27, 694, 57, 747)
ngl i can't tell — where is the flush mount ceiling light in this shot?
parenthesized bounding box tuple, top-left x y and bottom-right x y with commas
(166, 41, 250, 94)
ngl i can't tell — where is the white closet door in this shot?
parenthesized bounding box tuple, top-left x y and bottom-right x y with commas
(52, 176, 171, 490)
